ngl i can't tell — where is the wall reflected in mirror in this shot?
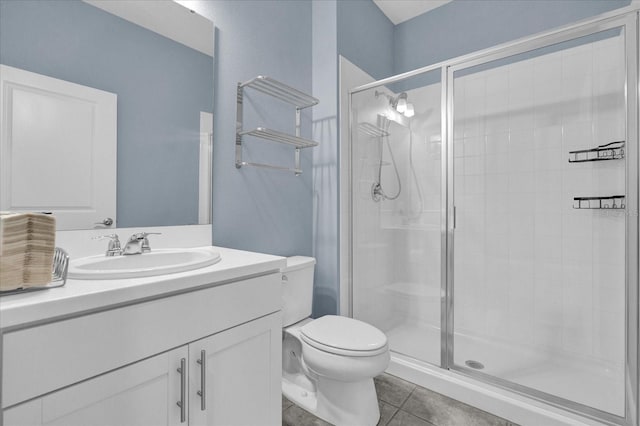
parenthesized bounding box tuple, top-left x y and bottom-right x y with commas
(0, 0, 214, 230)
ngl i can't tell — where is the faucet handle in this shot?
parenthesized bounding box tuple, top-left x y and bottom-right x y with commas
(92, 234, 121, 256)
(129, 232, 161, 240)
(139, 232, 161, 252)
(92, 234, 119, 241)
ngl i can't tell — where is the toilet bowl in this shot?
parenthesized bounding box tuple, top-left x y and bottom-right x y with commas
(281, 257, 390, 426)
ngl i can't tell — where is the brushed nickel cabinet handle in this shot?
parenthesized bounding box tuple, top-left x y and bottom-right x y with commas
(176, 358, 186, 423)
(197, 350, 206, 411)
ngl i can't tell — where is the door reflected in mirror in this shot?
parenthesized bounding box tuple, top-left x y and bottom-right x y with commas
(0, 0, 214, 230)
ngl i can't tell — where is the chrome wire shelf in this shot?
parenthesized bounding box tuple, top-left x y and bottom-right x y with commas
(573, 195, 625, 209)
(236, 76, 319, 175)
(0, 247, 69, 297)
(358, 122, 389, 138)
(568, 141, 625, 162)
(239, 128, 318, 149)
(239, 76, 318, 109)
(236, 161, 302, 175)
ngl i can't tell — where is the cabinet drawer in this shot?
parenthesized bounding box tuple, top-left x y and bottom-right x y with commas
(2, 273, 280, 408)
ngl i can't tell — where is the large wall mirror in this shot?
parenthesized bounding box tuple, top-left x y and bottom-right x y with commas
(0, 0, 214, 230)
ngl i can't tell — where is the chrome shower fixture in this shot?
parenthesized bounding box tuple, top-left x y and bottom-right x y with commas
(375, 90, 415, 117)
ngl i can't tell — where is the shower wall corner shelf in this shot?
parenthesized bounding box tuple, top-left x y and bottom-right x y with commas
(235, 75, 319, 176)
(573, 195, 626, 209)
(358, 122, 389, 138)
(568, 141, 625, 163)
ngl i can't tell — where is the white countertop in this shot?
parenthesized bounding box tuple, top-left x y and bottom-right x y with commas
(0, 246, 286, 329)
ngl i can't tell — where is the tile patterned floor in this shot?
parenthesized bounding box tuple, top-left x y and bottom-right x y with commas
(282, 373, 519, 426)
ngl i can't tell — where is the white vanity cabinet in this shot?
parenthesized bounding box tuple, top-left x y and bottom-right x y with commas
(188, 312, 281, 425)
(4, 346, 189, 426)
(1, 270, 283, 426)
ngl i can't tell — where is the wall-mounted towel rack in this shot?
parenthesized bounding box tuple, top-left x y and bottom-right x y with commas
(239, 128, 318, 148)
(235, 76, 319, 175)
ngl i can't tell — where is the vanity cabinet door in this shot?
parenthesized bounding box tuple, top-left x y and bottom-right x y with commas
(188, 312, 282, 426)
(3, 346, 188, 426)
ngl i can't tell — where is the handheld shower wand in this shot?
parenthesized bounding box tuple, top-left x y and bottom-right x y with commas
(371, 115, 401, 202)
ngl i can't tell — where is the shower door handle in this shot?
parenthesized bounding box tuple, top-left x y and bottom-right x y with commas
(452, 206, 456, 229)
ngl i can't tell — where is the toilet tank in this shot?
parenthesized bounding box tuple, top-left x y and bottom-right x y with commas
(281, 256, 316, 327)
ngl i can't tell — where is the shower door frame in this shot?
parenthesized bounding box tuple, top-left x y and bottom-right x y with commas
(443, 11, 638, 426)
(346, 6, 639, 426)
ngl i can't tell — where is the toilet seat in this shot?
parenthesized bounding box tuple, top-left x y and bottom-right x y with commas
(300, 315, 388, 357)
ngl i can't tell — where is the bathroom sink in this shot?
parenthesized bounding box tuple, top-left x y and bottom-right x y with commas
(68, 247, 222, 280)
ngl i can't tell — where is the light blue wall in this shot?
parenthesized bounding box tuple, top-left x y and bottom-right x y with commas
(0, 0, 213, 227)
(192, 1, 314, 257)
(393, 0, 632, 74)
(337, 0, 394, 80)
(307, 0, 394, 318)
(312, 0, 340, 317)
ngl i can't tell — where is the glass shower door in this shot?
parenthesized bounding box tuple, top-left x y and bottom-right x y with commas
(351, 69, 443, 366)
(448, 20, 634, 420)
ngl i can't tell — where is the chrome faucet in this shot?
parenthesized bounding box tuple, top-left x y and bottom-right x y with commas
(122, 232, 161, 255)
(93, 234, 122, 256)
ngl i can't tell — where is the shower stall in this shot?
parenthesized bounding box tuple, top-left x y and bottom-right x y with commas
(345, 8, 638, 425)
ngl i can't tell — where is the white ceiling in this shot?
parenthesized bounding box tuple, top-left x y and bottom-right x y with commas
(373, 0, 453, 25)
(83, 0, 213, 57)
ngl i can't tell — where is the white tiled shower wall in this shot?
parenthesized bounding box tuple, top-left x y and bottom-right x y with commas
(453, 33, 626, 367)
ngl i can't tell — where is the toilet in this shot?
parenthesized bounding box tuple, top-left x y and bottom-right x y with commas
(281, 256, 390, 426)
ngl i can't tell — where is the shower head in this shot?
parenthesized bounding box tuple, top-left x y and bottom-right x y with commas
(375, 90, 414, 118)
(395, 93, 408, 113)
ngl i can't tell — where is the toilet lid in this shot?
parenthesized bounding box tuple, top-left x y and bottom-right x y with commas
(300, 315, 388, 355)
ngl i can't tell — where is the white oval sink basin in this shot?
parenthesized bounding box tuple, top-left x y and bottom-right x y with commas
(68, 247, 221, 280)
